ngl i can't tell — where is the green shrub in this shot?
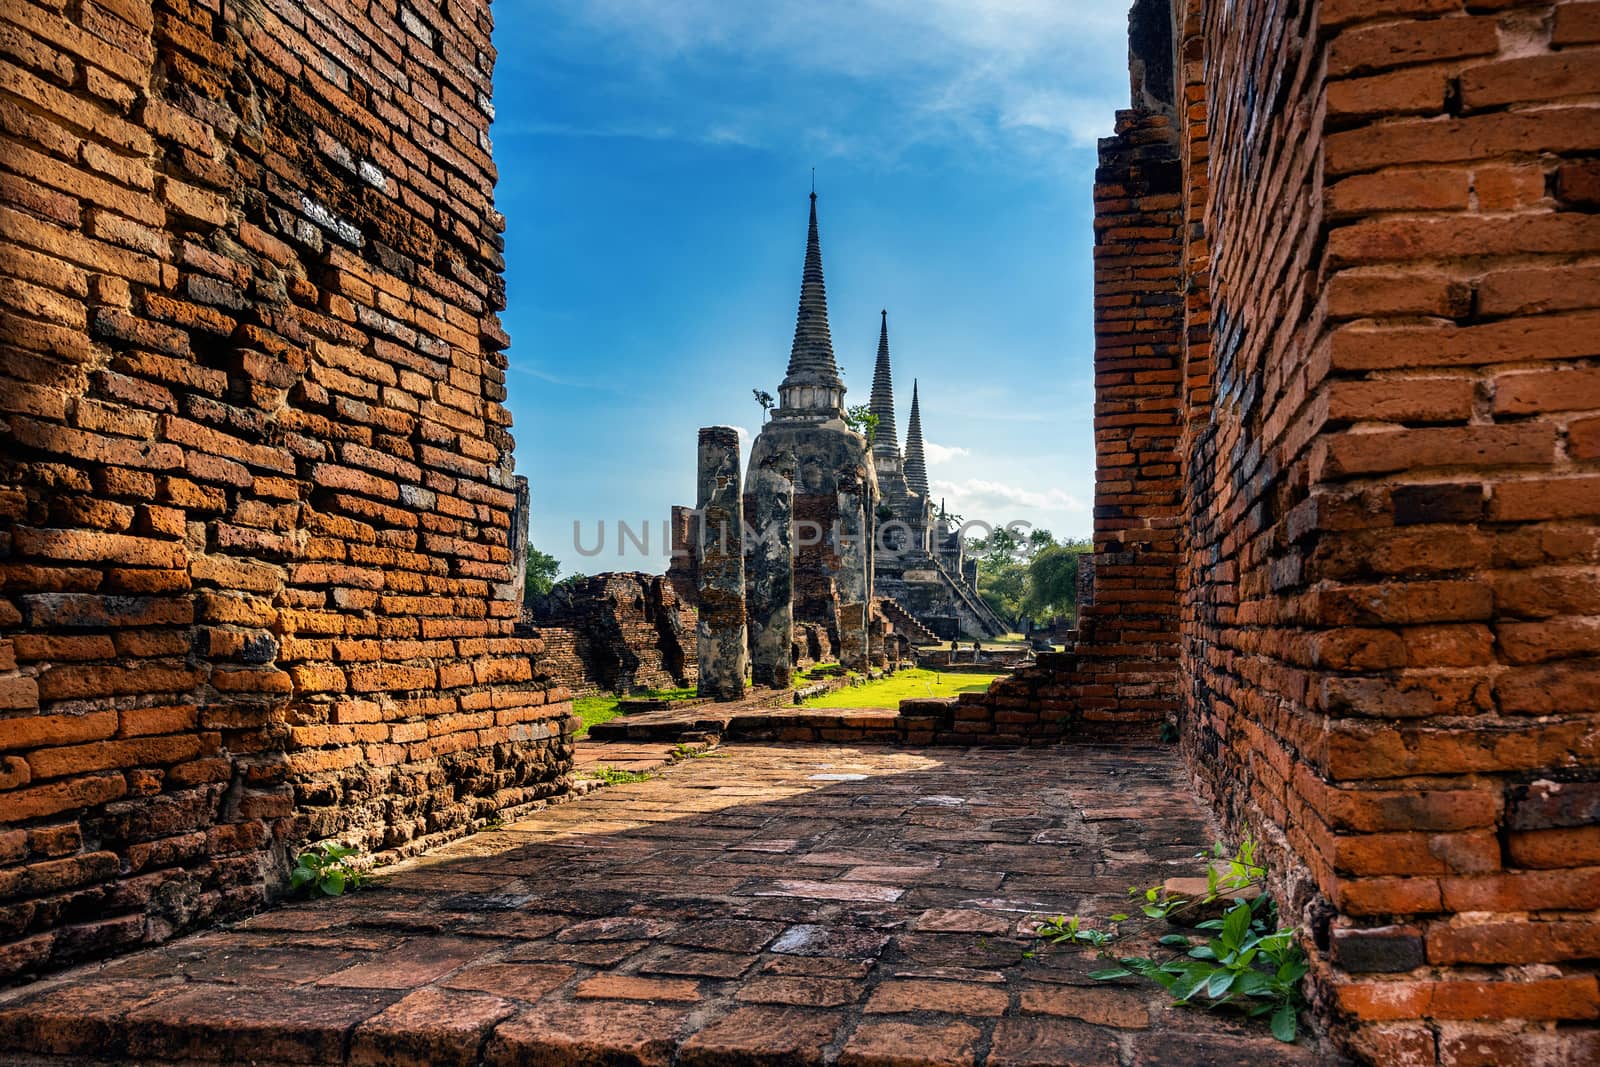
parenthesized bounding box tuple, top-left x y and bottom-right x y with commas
(290, 841, 364, 898)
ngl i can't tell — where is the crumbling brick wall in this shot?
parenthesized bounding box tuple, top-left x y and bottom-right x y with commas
(926, 0, 1600, 1058)
(523, 572, 695, 696)
(1169, 0, 1600, 1061)
(0, 0, 573, 982)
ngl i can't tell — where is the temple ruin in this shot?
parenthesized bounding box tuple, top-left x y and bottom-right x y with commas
(0, 0, 1596, 1063)
(675, 193, 1005, 658)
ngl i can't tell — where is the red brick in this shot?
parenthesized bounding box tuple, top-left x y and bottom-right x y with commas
(573, 975, 701, 1002)
(3, 774, 126, 821)
(1552, 2, 1600, 46)
(1327, 17, 1498, 77)
(864, 980, 1009, 1016)
(1327, 110, 1600, 175)
(1327, 312, 1600, 370)
(839, 1020, 981, 1067)
(1319, 0, 1463, 29)
(1461, 52, 1600, 108)
(1324, 376, 1476, 423)
(1316, 425, 1554, 478)
(1326, 67, 1449, 118)
(1479, 264, 1600, 317)
(1428, 919, 1600, 965)
(1338, 975, 1599, 1021)
(1493, 367, 1600, 415)
(1326, 168, 1468, 216)
(1491, 476, 1600, 522)
(1507, 827, 1600, 870)
(1496, 663, 1600, 715)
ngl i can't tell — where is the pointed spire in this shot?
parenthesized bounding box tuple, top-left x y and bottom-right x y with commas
(868, 310, 900, 458)
(778, 192, 843, 414)
(904, 378, 929, 496)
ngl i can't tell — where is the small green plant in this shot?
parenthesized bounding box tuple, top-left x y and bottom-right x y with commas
(844, 404, 879, 443)
(583, 765, 655, 785)
(290, 841, 364, 897)
(1027, 838, 1308, 1044)
(670, 744, 728, 761)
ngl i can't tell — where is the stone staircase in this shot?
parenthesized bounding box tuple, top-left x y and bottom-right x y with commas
(877, 597, 941, 646)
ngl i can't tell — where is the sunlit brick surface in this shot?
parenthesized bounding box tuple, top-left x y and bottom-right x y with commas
(0, 743, 1349, 1065)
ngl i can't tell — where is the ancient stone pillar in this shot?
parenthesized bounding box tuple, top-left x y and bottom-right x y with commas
(746, 450, 795, 688)
(505, 475, 531, 605)
(836, 481, 871, 671)
(696, 427, 748, 700)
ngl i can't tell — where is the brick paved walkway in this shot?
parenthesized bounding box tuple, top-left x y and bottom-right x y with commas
(0, 743, 1348, 1066)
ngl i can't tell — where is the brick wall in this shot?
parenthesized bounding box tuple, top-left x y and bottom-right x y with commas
(1176, 0, 1600, 1061)
(915, 0, 1600, 1058)
(0, 0, 574, 982)
(924, 101, 1188, 741)
(1075, 103, 1185, 729)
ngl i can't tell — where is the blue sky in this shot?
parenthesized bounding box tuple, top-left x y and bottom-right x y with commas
(490, 1, 1130, 575)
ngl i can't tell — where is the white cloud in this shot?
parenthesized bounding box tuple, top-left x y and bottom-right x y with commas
(922, 441, 969, 464)
(525, 0, 1129, 165)
(931, 477, 1086, 517)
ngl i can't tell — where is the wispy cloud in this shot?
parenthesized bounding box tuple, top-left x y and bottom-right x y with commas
(517, 0, 1128, 168)
(923, 441, 970, 464)
(932, 477, 1086, 516)
(509, 361, 627, 393)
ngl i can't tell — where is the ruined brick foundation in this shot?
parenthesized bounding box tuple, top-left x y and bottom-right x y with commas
(0, 0, 575, 981)
(521, 572, 696, 697)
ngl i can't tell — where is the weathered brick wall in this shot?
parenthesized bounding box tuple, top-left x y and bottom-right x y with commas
(904, 0, 1599, 1056)
(524, 572, 696, 697)
(0, 0, 574, 982)
(928, 101, 1188, 740)
(1173, 0, 1600, 1061)
(1074, 103, 1185, 729)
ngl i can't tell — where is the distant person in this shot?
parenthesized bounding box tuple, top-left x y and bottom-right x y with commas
(971, 639, 981, 663)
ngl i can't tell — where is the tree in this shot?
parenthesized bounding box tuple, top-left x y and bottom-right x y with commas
(1023, 541, 1091, 621)
(978, 562, 1026, 624)
(963, 528, 1091, 628)
(752, 389, 775, 422)
(524, 546, 561, 599)
(844, 404, 878, 444)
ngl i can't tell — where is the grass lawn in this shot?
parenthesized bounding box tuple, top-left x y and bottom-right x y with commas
(800, 667, 1007, 710)
(572, 686, 698, 738)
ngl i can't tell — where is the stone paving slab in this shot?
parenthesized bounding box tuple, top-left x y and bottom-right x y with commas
(0, 743, 1351, 1066)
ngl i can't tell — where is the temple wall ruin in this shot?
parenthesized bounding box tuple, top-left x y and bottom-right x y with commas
(1171, 0, 1600, 1060)
(522, 572, 696, 697)
(0, 0, 574, 981)
(921, 1, 1600, 1058)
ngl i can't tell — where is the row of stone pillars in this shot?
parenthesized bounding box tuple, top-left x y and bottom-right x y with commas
(694, 425, 870, 701)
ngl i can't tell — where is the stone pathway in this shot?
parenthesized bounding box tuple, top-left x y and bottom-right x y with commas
(0, 743, 1348, 1066)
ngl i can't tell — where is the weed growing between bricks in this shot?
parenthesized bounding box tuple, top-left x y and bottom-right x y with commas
(1025, 838, 1309, 1043)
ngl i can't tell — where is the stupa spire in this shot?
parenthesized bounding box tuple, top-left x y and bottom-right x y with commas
(868, 310, 900, 458)
(904, 378, 929, 496)
(777, 192, 843, 414)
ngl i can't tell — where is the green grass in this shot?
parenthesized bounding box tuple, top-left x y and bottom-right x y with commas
(572, 695, 624, 738)
(635, 686, 698, 702)
(799, 668, 1007, 710)
(795, 662, 842, 682)
(581, 766, 655, 784)
(572, 686, 699, 738)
